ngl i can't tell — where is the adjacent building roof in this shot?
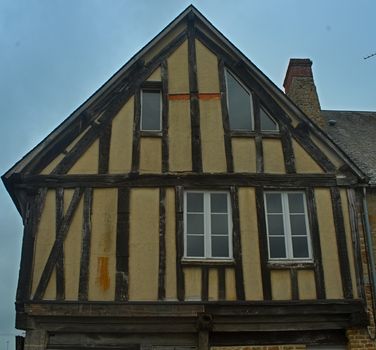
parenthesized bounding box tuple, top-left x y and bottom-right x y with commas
(322, 110, 376, 185)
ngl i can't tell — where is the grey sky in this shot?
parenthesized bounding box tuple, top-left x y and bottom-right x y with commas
(1, 0, 375, 348)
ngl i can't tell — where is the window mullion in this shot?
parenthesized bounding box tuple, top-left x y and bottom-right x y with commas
(205, 193, 211, 258)
(282, 193, 293, 259)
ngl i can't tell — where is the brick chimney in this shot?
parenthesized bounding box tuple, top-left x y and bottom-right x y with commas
(283, 58, 324, 128)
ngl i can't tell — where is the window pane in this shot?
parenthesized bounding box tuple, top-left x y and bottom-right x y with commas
(292, 237, 309, 258)
(269, 237, 286, 259)
(210, 193, 228, 213)
(141, 91, 161, 130)
(226, 71, 252, 130)
(260, 107, 278, 131)
(265, 193, 282, 213)
(187, 235, 205, 257)
(288, 193, 304, 213)
(267, 214, 284, 236)
(290, 215, 307, 236)
(187, 193, 203, 212)
(187, 213, 204, 234)
(211, 214, 228, 235)
(211, 236, 229, 257)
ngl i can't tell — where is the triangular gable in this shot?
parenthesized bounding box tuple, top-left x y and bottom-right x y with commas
(2, 5, 366, 213)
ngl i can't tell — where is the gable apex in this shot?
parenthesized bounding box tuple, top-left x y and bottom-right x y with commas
(2, 5, 366, 214)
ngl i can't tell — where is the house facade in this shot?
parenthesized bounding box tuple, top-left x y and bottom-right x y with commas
(3, 6, 376, 350)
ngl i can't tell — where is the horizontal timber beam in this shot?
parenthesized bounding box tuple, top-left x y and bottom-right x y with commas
(18, 300, 367, 332)
(11, 173, 343, 189)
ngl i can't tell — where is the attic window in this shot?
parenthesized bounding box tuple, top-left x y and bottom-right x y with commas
(260, 106, 279, 132)
(141, 89, 161, 131)
(225, 70, 254, 130)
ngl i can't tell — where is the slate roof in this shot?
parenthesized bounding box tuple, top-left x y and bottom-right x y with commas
(322, 110, 376, 185)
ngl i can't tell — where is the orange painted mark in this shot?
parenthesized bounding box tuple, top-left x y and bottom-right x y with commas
(198, 93, 221, 100)
(168, 93, 221, 101)
(168, 93, 190, 101)
(97, 257, 110, 291)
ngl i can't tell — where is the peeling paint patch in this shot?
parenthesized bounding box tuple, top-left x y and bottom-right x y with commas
(96, 257, 110, 291)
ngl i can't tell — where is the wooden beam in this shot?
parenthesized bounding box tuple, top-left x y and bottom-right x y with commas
(255, 135, 264, 173)
(255, 187, 271, 300)
(188, 18, 202, 173)
(14, 173, 339, 189)
(115, 187, 130, 301)
(175, 186, 185, 301)
(78, 187, 93, 301)
(306, 188, 326, 299)
(290, 269, 299, 300)
(230, 186, 245, 300)
(201, 266, 209, 302)
(210, 330, 346, 346)
(218, 58, 233, 173)
(347, 188, 365, 300)
(161, 60, 169, 173)
(98, 123, 112, 174)
(131, 88, 141, 173)
(16, 188, 47, 302)
(33, 188, 84, 300)
(55, 187, 65, 300)
(330, 187, 353, 299)
(158, 188, 166, 300)
(217, 266, 226, 300)
(280, 125, 296, 174)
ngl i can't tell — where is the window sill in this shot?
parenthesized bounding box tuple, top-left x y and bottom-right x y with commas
(230, 131, 280, 138)
(267, 260, 314, 269)
(181, 258, 235, 267)
(140, 131, 162, 137)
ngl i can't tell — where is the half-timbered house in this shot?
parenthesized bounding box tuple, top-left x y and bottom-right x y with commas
(3, 5, 374, 350)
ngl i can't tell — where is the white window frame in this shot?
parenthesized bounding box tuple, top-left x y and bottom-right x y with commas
(264, 191, 312, 261)
(225, 69, 254, 131)
(183, 191, 233, 260)
(140, 89, 162, 132)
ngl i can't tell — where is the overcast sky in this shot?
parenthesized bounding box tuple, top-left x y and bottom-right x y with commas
(1, 0, 375, 348)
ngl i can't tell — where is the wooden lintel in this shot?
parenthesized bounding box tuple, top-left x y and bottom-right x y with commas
(13, 173, 338, 189)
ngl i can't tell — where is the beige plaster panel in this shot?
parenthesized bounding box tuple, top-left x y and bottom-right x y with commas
(195, 39, 220, 93)
(68, 139, 99, 174)
(109, 97, 134, 173)
(271, 270, 291, 300)
(297, 270, 316, 300)
(200, 99, 227, 172)
(263, 138, 285, 174)
(340, 189, 358, 298)
(292, 139, 323, 173)
(64, 189, 83, 300)
(88, 189, 117, 301)
(32, 190, 56, 299)
(225, 268, 237, 301)
(184, 267, 201, 301)
(129, 188, 159, 301)
(139, 137, 162, 173)
(312, 135, 344, 169)
(168, 40, 189, 93)
(232, 138, 256, 173)
(315, 188, 343, 298)
(165, 188, 177, 300)
(169, 100, 192, 171)
(147, 67, 161, 81)
(144, 22, 186, 64)
(208, 268, 218, 301)
(238, 188, 263, 300)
